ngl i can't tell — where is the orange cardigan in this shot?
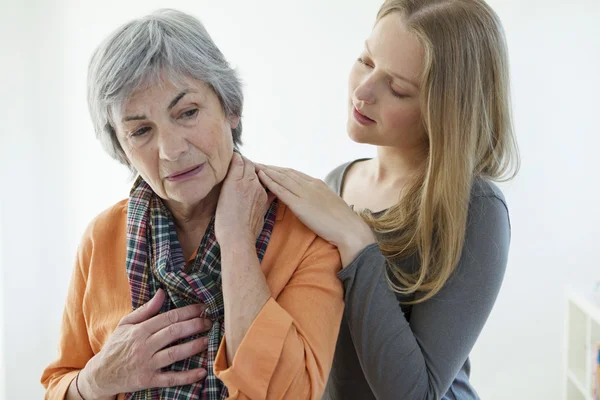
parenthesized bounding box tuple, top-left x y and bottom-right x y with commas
(41, 199, 344, 400)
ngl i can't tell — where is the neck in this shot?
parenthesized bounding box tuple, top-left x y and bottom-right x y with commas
(371, 144, 427, 188)
(165, 183, 222, 239)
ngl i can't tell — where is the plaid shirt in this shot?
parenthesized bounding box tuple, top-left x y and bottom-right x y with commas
(124, 177, 277, 400)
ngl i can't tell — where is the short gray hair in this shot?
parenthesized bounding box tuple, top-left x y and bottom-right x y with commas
(87, 9, 244, 168)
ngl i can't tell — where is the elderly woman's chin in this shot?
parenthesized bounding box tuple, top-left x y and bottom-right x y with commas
(146, 164, 222, 207)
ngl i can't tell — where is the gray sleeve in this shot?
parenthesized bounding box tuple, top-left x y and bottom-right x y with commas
(338, 195, 510, 399)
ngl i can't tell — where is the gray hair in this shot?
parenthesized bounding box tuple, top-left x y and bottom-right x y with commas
(87, 9, 244, 168)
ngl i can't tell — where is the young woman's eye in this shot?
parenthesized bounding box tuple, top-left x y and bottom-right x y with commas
(390, 88, 408, 99)
(180, 108, 199, 119)
(389, 82, 409, 99)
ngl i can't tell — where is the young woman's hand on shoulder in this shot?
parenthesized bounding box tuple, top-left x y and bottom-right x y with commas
(256, 164, 375, 267)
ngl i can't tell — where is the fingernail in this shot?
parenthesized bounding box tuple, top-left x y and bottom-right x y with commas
(202, 337, 209, 345)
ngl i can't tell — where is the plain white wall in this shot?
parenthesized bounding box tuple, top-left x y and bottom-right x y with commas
(1, 0, 599, 399)
(0, 203, 4, 400)
(468, 2, 600, 399)
(1, 1, 70, 399)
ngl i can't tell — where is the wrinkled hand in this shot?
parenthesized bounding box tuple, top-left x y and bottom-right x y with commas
(215, 153, 275, 247)
(80, 289, 212, 398)
(256, 164, 375, 267)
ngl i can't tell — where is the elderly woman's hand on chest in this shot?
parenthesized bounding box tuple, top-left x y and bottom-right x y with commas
(77, 289, 212, 399)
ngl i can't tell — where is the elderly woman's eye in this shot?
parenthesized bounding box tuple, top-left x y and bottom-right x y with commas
(181, 108, 199, 119)
(131, 127, 150, 137)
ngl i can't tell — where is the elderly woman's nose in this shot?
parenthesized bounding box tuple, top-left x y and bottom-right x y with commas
(158, 130, 188, 161)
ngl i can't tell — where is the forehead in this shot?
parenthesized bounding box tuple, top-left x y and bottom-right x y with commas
(369, 13, 424, 84)
(123, 76, 206, 111)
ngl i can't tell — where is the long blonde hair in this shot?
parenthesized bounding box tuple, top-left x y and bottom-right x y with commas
(360, 0, 520, 303)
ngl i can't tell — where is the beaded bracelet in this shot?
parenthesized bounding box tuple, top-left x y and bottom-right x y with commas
(75, 371, 87, 400)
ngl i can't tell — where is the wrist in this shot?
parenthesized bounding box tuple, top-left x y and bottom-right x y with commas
(337, 219, 376, 268)
(78, 361, 113, 400)
(219, 235, 255, 252)
(219, 239, 259, 275)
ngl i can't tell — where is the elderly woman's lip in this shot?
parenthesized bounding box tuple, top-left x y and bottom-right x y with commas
(166, 164, 204, 181)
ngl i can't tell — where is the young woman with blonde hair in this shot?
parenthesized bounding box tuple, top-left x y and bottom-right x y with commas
(257, 0, 519, 398)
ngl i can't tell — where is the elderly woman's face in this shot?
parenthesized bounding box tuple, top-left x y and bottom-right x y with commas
(115, 77, 239, 207)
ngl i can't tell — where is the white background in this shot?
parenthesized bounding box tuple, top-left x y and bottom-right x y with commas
(1, 0, 599, 399)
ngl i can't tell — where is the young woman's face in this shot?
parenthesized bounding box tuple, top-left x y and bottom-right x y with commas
(347, 13, 427, 153)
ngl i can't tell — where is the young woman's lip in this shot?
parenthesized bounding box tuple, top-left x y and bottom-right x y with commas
(353, 107, 376, 124)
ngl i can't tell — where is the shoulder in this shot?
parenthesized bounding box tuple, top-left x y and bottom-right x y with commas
(457, 178, 511, 278)
(426, 178, 512, 298)
(324, 160, 355, 193)
(470, 177, 508, 210)
(273, 201, 328, 248)
(78, 199, 128, 265)
(272, 201, 341, 267)
(467, 177, 511, 234)
(83, 199, 128, 240)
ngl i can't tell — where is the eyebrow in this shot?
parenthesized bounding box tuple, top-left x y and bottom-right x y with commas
(364, 41, 419, 89)
(121, 90, 190, 122)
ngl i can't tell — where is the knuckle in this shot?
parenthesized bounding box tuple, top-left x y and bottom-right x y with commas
(130, 340, 146, 360)
(168, 323, 181, 338)
(167, 346, 178, 363)
(167, 310, 179, 324)
(133, 374, 145, 389)
(158, 373, 174, 388)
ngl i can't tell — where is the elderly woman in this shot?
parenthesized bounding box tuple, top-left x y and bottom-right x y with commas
(41, 9, 343, 400)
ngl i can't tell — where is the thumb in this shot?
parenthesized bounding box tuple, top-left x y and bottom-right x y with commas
(119, 288, 165, 325)
(227, 152, 245, 181)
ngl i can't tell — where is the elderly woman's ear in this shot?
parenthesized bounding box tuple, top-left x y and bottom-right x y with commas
(228, 114, 240, 130)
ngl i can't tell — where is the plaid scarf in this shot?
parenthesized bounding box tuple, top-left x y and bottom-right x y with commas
(124, 177, 278, 400)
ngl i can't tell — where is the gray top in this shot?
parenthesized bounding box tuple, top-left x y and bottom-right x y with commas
(322, 159, 510, 400)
